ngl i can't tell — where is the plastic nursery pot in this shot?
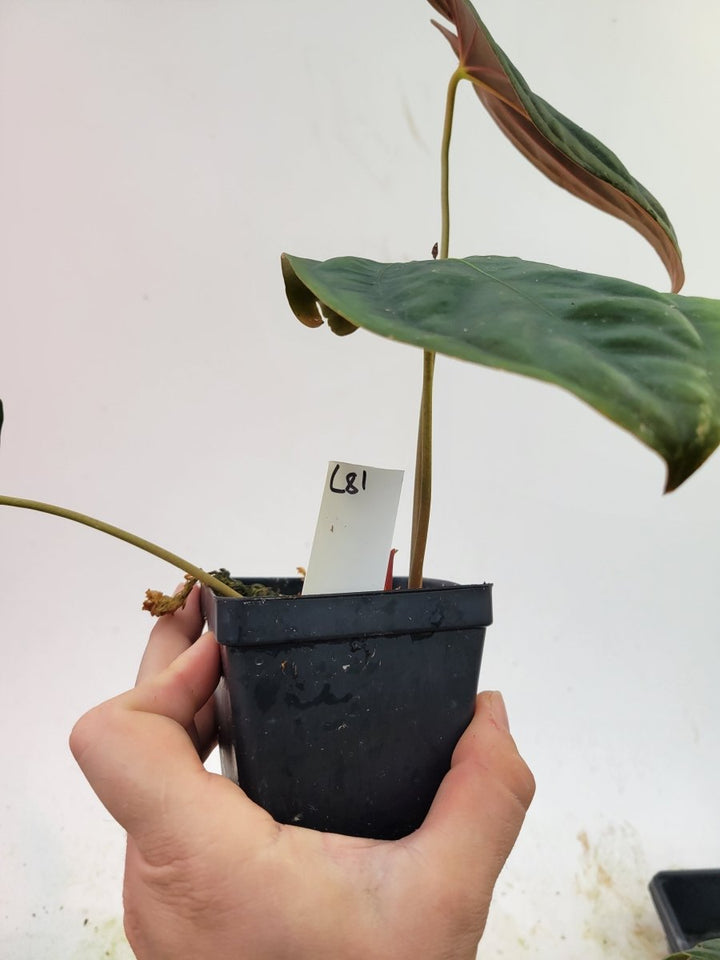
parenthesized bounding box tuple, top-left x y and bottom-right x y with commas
(201, 577, 492, 840)
(649, 870, 720, 952)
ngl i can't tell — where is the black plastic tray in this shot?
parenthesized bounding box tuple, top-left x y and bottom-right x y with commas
(649, 870, 720, 952)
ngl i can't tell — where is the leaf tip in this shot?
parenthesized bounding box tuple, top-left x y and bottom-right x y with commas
(663, 443, 718, 494)
(670, 258, 686, 295)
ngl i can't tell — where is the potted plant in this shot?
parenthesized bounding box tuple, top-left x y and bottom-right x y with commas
(1, 0, 719, 864)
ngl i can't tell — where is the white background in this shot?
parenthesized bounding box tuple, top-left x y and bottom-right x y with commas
(1, 1, 718, 957)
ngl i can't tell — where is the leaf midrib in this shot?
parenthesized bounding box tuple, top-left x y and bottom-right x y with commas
(420, 258, 680, 407)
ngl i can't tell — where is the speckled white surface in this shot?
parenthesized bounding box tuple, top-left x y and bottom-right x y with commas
(1, 1, 719, 957)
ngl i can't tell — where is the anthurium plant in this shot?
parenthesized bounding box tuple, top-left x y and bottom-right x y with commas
(1, 0, 718, 952)
(282, 0, 720, 589)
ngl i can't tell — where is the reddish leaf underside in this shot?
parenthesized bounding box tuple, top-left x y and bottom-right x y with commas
(427, 0, 685, 292)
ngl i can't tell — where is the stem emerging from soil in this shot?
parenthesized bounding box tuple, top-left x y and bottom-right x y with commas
(408, 67, 464, 589)
(0, 495, 242, 598)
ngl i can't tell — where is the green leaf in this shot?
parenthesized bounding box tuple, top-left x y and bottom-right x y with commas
(426, 0, 684, 292)
(665, 939, 720, 959)
(281, 253, 720, 491)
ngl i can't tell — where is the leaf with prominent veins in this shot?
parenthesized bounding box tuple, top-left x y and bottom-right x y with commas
(282, 252, 720, 491)
(426, 0, 685, 291)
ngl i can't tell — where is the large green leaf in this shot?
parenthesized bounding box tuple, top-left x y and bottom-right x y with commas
(665, 940, 720, 960)
(426, 0, 684, 292)
(282, 253, 720, 491)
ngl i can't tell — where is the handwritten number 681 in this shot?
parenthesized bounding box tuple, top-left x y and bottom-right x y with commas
(329, 464, 368, 495)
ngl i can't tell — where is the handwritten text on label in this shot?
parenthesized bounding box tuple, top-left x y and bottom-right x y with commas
(329, 463, 368, 495)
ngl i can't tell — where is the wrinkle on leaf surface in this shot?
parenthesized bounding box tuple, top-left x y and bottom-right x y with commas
(282, 253, 720, 491)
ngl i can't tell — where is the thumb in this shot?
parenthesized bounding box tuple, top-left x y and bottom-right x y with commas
(69, 632, 234, 843)
(412, 692, 535, 892)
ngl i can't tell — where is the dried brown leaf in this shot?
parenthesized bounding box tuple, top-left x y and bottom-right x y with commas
(142, 575, 197, 617)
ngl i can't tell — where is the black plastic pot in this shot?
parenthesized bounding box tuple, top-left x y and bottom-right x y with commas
(649, 870, 720, 952)
(202, 578, 491, 840)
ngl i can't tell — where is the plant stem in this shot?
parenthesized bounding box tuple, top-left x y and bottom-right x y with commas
(409, 351, 435, 587)
(408, 67, 465, 589)
(439, 68, 464, 262)
(0, 495, 242, 598)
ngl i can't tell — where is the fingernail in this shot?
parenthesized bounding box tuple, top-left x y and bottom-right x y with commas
(490, 691, 510, 732)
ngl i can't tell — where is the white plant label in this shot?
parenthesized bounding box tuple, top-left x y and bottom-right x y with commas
(302, 461, 404, 595)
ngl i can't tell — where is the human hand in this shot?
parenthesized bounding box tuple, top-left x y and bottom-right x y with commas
(70, 587, 535, 960)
